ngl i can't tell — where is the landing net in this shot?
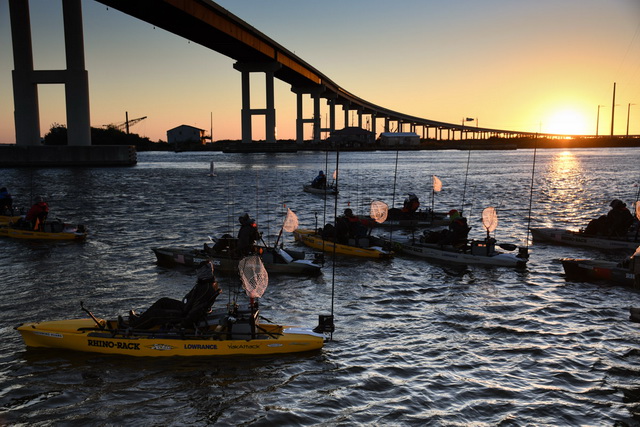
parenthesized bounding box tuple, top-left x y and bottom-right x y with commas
(370, 200, 389, 223)
(238, 255, 269, 299)
(482, 206, 498, 233)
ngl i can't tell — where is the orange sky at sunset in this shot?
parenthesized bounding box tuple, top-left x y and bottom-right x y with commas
(0, 0, 639, 143)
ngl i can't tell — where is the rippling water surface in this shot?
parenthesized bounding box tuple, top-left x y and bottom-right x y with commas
(1, 148, 640, 426)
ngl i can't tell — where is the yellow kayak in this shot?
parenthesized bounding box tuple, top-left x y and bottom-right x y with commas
(0, 221, 87, 241)
(16, 315, 324, 357)
(293, 228, 392, 259)
(0, 214, 21, 226)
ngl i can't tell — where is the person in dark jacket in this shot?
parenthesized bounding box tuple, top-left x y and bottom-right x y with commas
(438, 209, 470, 246)
(607, 199, 634, 236)
(0, 187, 12, 215)
(237, 213, 260, 256)
(311, 170, 326, 189)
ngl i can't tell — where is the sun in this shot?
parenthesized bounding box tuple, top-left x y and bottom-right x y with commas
(544, 109, 590, 135)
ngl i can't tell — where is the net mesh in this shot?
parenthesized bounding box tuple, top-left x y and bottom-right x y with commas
(636, 201, 640, 221)
(283, 208, 299, 232)
(482, 206, 498, 233)
(370, 200, 389, 223)
(238, 255, 269, 299)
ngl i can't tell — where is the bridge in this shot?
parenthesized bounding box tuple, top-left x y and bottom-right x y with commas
(9, 0, 537, 148)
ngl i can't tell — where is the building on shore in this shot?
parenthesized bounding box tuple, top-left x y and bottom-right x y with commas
(379, 132, 420, 147)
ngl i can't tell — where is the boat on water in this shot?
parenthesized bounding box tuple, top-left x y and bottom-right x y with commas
(530, 227, 639, 251)
(0, 218, 87, 241)
(293, 228, 392, 259)
(382, 234, 528, 267)
(15, 257, 330, 357)
(380, 206, 528, 268)
(15, 304, 325, 357)
(561, 258, 639, 288)
(152, 239, 322, 276)
(562, 245, 640, 288)
(372, 208, 450, 228)
(302, 184, 338, 195)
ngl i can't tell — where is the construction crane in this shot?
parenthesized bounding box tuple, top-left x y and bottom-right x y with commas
(103, 112, 147, 134)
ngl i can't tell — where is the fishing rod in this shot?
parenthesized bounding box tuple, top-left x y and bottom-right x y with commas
(524, 140, 539, 257)
(461, 145, 472, 213)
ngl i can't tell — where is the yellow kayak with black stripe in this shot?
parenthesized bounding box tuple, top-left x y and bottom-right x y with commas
(0, 220, 87, 241)
(16, 306, 325, 357)
(293, 228, 392, 259)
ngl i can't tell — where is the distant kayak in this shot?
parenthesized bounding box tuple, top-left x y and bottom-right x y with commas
(302, 184, 338, 195)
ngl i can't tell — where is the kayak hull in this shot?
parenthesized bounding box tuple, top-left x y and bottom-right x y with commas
(16, 318, 324, 357)
(561, 258, 639, 288)
(386, 237, 527, 267)
(293, 228, 392, 259)
(531, 227, 639, 251)
(302, 184, 338, 195)
(152, 246, 322, 275)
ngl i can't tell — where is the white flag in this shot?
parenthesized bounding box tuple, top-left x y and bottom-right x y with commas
(283, 208, 299, 232)
(432, 175, 442, 192)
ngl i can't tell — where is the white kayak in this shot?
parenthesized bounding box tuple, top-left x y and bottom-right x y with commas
(383, 235, 528, 268)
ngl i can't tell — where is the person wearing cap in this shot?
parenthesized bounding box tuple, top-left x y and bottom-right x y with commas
(401, 193, 420, 214)
(25, 196, 49, 231)
(607, 199, 634, 236)
(438, 209, 470, 246)
(311, 170, 327, 189)
(237, 213, 261, 256)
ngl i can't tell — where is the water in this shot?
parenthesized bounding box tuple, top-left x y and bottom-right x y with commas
(1, 148, 639, 426)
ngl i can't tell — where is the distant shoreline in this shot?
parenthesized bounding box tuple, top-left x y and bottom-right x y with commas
(2, 136, 639, 154)
(175, 136, 640, 153)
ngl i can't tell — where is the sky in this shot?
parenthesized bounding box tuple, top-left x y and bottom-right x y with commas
(1, 0, 639, 143)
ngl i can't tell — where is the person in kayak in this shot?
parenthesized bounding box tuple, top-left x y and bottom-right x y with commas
(25, 196, 49, 231)
(311, 170, 326, 189)
(237, 213, 261, 256)
(607, 199, 635, 236)
(438, 209, 470, 246)
(0, 187, 12, 215)
(401, 193, 420, 214)
(585, 199, 635, 236)
(126, 261, 221, 329)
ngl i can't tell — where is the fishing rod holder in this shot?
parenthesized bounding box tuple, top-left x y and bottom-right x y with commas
(313, 314, 335, 334)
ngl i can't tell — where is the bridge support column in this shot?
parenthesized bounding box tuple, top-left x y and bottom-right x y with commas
(371, 114, 377, 140)
(234, 61, 281, 143)
(9, 0, 91, 146)
(292, 85, 324, 143)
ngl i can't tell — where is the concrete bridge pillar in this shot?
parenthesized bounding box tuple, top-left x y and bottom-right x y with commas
(233, 61, 281, 143)
(371, 114, 377, 139)
(9, 0, 91, 146)
(291, 85, 324, 143)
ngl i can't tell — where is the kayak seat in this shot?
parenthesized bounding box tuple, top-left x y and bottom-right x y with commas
(128, 280, 222, 330)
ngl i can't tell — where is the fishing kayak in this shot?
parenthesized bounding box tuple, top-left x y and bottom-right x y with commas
(302, 184, 338, 195)
(152, 244, 322, 275)
(382, 235, 528, 267)
(561, 258, 639, 288)
(293, 228, 392, 259)
(15, 304, 325, 357)
(530, 227, 639, 251)
(0, 220, 87, 241)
